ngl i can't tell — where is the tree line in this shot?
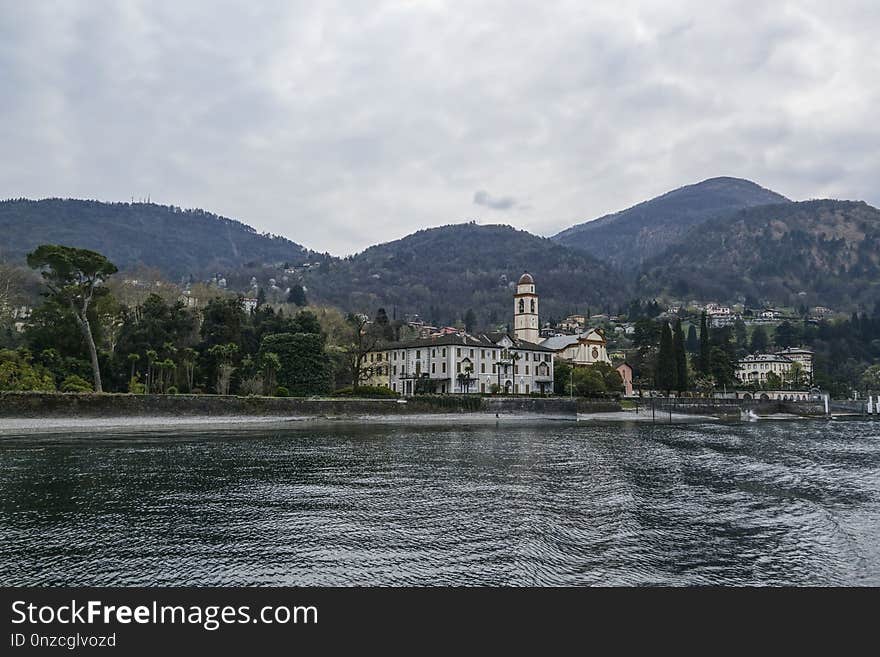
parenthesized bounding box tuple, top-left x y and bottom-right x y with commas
(0, 245, 397, 396)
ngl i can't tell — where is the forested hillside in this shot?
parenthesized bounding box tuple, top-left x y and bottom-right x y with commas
(303, 223, 627, 328)
(553, 177, 790, 268)
(0, 198, 314, 278)
(638, 200, 880, 310)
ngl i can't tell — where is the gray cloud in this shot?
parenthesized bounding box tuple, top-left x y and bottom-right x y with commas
(1, 1, 879, 255)
(473, 190, 518, 211)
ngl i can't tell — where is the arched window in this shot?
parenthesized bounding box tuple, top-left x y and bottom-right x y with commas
(530, 299, 535, 313)
(518, 299, 524, 313)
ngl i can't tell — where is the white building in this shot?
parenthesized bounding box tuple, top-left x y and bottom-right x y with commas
(373, 271, 554, 395)
(736, 348, 813, 386)
(384, 332, 554, 396)
(540, 328, 611, 366)
(774, 347, 814, 381)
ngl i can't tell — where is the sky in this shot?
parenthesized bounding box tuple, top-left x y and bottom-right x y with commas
(2, 1, 879, 255)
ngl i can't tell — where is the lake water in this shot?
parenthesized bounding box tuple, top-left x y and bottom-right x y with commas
(1, 418, 878, 586)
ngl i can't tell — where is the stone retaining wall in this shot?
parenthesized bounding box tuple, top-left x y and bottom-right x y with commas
(0, 392, 586, 418)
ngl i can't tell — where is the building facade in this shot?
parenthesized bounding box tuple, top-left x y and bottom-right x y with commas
(540, 328, 611, 366)
(379, 333, 554, 396)
(736, 348, 813, 387)
(367, 271, 555, 395)
(615, 362, 634, 397)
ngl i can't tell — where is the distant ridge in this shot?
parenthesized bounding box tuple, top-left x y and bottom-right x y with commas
(302, 222, 626, 326)
(0, 198, 314, 278)
(637, 199, 880, 309)
(552, 177, 791, 268)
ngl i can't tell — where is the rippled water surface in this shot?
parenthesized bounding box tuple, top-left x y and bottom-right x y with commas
(1, 419, 878, 586)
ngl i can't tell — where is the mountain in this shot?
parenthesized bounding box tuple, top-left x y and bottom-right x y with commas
(0, 198, 314, 278)
(303, 223, 626, 327)
(552, 177, 790, 268)
(637, 200, 880, 310)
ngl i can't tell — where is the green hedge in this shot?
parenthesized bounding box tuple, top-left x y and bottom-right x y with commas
(332, 385, 399, 398)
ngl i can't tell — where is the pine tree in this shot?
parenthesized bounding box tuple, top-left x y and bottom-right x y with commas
(674, 318, 688, 393)
(656, 322, 676, 394)
(698, 311, 711, 375)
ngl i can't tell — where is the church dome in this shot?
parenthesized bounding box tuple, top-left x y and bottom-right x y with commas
(518, 272, 534, 285)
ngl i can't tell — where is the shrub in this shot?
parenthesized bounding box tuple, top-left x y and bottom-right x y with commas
(166, 386, 178, 395)
(275, 386, 290, 397)
(238, 376, 264, 396)
(259, 332, 332, 396)
(128, 376, 146, 394)
(0, 349, 56, 392)
(60, 374, 93, 393)
(332, 385, 399, 398)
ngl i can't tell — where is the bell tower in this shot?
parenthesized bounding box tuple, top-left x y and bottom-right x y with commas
(514, 271, 539, 343)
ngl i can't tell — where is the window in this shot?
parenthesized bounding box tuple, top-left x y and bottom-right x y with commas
(442, 348, 446, 357)
(456, 348, 461, 357)
(525, 384, 530, 394)
(416, 350, 421, 360)
(393, 366, 397, 375)
(515, 366, 519, 374)
(470, 349, 474, 358)
(518, 299, 524, 313)
(481, 363, 485, 373)
(481, 350, 485, 358)
(492, 364, 496, 374)
(442, 362, 446, 373)
(481, 383, 486, 393)
(370, 353, 374, 362)
(432, 363, 436, 374)
(432, 349, 435, 357)
(393, 352, 397, 361)
(514, 384, 519, 393)
(493, 351, 496, 359)
(392, 383, 396, 392)
(456, 362, 461, 373)
(526, 365, 529, 375)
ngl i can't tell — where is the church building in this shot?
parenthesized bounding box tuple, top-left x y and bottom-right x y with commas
(370, 271, 555, 395)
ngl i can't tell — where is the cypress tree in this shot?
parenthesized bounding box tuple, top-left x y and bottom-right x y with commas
(686, 324, 699, 353)
(750, 325, 769, 353)
(674, 318, 688, 393)
(656, 322, 676, 394)
(698, 311, 711, 375)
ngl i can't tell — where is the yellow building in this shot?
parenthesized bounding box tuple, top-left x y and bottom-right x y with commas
(363, 349, 391, 388)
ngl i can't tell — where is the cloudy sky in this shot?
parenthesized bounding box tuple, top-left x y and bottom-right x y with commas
(2, 1, 879, 254)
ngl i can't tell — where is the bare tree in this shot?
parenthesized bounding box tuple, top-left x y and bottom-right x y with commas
(343, 313, 382, 389)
